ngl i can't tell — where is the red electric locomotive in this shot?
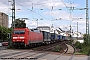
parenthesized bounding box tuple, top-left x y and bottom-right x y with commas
(12, 28, 43, 48)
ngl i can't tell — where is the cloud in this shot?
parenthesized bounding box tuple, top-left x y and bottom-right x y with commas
(17, 0, 79, 9)
(72, 18, 86, 25)
(25, 20, 36, 27)
(78, 25, 86, 34)
(0, 2, 9, 14)
(25, 20, 51, 28)
(8, 19, 12, 28)
(0, 0, 86, 34)
(44, 10, 70, 20)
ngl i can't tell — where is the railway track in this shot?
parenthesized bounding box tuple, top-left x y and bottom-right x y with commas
(69, 44, 76, 60)
(31, 41, 67, 52)
(0, 41, 76, 60)
(54, 42, 76, 60)
(11, 41, 68, 59)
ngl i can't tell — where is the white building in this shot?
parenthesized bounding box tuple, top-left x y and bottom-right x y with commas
(50, 24, 58, 34)
(37, 26, 50, 32)
(72, 31, 83, 38)
(72, 32, 84, 43)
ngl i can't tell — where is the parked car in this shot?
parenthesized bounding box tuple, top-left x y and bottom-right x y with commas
(2, 42, 8, 46)
(0, 43, 2, 46)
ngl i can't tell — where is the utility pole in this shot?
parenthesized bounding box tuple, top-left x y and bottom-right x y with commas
(86, 0, 89, 43)
(36, 19, 38, 27)
(77, 22, 78, 40)
(67, 0, 89, 44)
(12, 0, 15, 29)
(70, 25, 72, 40)
(10, 0, 15, 46)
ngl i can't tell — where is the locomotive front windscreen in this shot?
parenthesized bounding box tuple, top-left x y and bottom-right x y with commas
(14, 30, 25, 34)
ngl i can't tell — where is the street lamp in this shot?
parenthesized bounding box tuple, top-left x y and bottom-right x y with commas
(77, 22, 78, 40)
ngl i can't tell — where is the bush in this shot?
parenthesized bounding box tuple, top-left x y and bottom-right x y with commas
(67, 40, 73, 45)
(74, 41, 83, 49)
(79, 46, 90, 55)
(75, 34, 90, 55)
(87, 49, 90, 56)
(52, 45, 62, 52)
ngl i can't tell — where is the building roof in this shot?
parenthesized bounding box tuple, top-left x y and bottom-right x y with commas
(37, 26, 50, 28)
(0, 12, 8, 16)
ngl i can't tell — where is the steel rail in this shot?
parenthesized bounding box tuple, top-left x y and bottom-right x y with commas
(54, 42, 68, 60)
(69, 44, 76, 60)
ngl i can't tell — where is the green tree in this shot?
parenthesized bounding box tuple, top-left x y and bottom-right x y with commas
(0, 25, 12, 42)
(83, 34, 90, 46)
(0, 25, 2, 40)
(12, 19, 26, 28)
(74, 41, 83, 49)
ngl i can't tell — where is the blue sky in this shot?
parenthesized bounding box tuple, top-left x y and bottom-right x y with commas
(0, 0, 90, 34)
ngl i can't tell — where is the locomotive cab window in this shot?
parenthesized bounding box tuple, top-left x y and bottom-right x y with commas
(14, 30, 25, 34)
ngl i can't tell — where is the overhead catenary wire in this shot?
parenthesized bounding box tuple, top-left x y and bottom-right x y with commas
(46, 0, 74, 28)
(31, 3, 55, 22)
(9, 0, 81, 26)
(73, 0, 77, 3)
(7, 0, 12, 17)
(33, 3, 51, 10)
(16, 0, 72, 21)
(10, 0, 73, 21)
(60, 0, 72, 18)
(61, 0, 68, 9)
(61, 0, 74, 37)
(33, 1, 65, 10)
(68, 0, 74, 21)
(13, 1, 58, 27)
(15, 2, 50, 20)
(60, 0, 73, 27)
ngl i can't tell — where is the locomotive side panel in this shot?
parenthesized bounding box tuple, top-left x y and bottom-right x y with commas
(28, 30, 43, 44)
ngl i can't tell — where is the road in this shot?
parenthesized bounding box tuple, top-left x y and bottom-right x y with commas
(0, 46, 7, 50)
(0, 47, 88, 60)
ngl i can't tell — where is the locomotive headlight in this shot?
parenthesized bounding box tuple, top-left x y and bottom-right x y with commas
(22, 40, 24, 42)
(13, 40, 15, 42)
(17, 40, 19, 41)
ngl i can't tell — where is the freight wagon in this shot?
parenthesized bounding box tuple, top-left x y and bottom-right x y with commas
(58, 35, 63, 41)
(50, 33, 58, 40)
(42, 31, 51, 42)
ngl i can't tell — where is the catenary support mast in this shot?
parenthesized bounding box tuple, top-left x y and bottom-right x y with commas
(12, 0, 15, 29)
(86, 0, 89, 43)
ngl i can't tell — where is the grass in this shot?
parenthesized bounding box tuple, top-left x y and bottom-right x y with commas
(52, 45, 62, 52)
